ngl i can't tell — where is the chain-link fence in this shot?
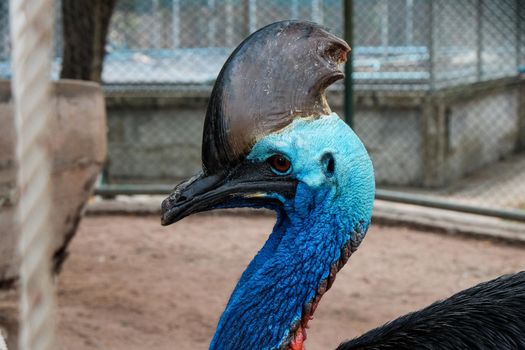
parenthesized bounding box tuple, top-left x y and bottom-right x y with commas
(100, 0, 344, 93)
(0, 0, 524, 215)
(352, 0, 525, 212)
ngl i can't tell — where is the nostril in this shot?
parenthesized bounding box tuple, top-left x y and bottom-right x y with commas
(321, 153, 335, 177)
(327, 157, 335, 175)
(168, 189, 188, 203)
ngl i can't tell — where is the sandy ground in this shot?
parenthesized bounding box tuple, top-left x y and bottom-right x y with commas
(1, 214, 524, 350)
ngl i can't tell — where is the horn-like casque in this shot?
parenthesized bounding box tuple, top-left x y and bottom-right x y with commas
(202, 20, 350, 174)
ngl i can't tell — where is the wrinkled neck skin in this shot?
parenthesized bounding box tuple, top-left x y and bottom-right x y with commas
(210, 114, 375, 350)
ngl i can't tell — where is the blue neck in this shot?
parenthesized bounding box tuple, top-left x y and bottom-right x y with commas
(209, 186, 369, 350)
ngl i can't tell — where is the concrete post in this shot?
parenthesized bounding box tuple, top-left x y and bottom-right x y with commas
(421, 96, 448, 187)
(518, 83, 525, 151)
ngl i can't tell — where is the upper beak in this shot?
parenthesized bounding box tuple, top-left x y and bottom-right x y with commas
(161, 162, 296, 226)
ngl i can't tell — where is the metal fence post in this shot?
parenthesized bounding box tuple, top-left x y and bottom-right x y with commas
(518, 1, 525, 151)
(248, 0, 257, 33)
(225, 0, 234, 46)
(291, 0, 299, 19)
(172, 0, 180, 48)
(311, 0, 323, 24)
(153, 0, 161, 49)
(516, 0, 521, 71)
(406, 0, 414, 45)
(344, 0, 353, 127)
(207, 0, 216, 46)
(428, 0, 434, 90)
(476, 0, 483, 81)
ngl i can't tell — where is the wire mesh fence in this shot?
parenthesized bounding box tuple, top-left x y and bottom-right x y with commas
(101, 0, 345, 93)
(0, 0, 523, 214)
(1, 0, 522, 87)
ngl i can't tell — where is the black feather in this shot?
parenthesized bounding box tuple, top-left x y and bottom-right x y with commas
(337, 271, 525, 350)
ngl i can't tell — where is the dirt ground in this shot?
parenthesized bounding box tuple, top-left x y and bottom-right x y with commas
(1, 214, 524, 350)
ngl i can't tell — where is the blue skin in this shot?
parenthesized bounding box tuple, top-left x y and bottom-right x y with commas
(209, 113, 375, 350)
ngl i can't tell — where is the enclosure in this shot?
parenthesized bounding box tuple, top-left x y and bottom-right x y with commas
(0, 1, 524, 349)
(1, 1, 524, 212)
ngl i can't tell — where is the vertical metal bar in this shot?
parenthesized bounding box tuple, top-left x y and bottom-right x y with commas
(153, 0, 161, 49)
(406, 0, 414, 45)
(344, 0, 353, 127)
(0, 2, 5, 60)
(291, 0, 299, 19)
(225, 0, 234, 46)
(248, 0, 257, 33)
(207, 0, 216, 46)
(476, 0, 483, 81)
(172, 0, 180, 48)
(381, 0, 389, 59)
(312, 0, 323, 24)
(516, 0, 521, 72)
(428, 0, 434, 90)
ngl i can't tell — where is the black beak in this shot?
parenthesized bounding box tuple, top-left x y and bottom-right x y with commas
(161, 161, 296, 226)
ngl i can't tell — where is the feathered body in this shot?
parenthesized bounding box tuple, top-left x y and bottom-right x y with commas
(338, 271, 525, 350)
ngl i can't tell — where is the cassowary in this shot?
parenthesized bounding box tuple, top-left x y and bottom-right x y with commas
(161, 21, 525, 350)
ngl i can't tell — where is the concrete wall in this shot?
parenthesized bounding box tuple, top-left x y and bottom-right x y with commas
(355, 108, 423, 186)
(105, 91, 425, 186)
(107, 105, 205, 182)
(104, 77, 524, 188)
(429, 78, 524, 186)
(446, 88, 519, 181)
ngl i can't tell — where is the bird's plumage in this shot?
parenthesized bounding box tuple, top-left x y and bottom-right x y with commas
(209, 114, 375, 349)
(337, 271, 525, 350)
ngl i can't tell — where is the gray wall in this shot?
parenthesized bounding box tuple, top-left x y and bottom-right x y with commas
(355, 108, 423, 186)
(446, 87, 520, 181)
(105, 77, 524, 188)
(107, 105, 205, 182)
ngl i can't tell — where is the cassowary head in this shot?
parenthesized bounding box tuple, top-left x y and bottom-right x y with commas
(162, 20, 375, 350)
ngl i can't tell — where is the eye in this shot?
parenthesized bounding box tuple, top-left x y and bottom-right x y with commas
(268, 154, 292, 175)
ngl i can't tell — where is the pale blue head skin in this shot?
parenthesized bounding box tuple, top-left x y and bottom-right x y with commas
(210, 113, 375, 350)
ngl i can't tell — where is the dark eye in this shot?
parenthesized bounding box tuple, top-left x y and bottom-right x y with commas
(268, 154, 291, 175)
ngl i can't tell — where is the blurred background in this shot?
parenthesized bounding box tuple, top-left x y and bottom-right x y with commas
(1, 0, 524, 213)
(0, 2, 524, 350)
